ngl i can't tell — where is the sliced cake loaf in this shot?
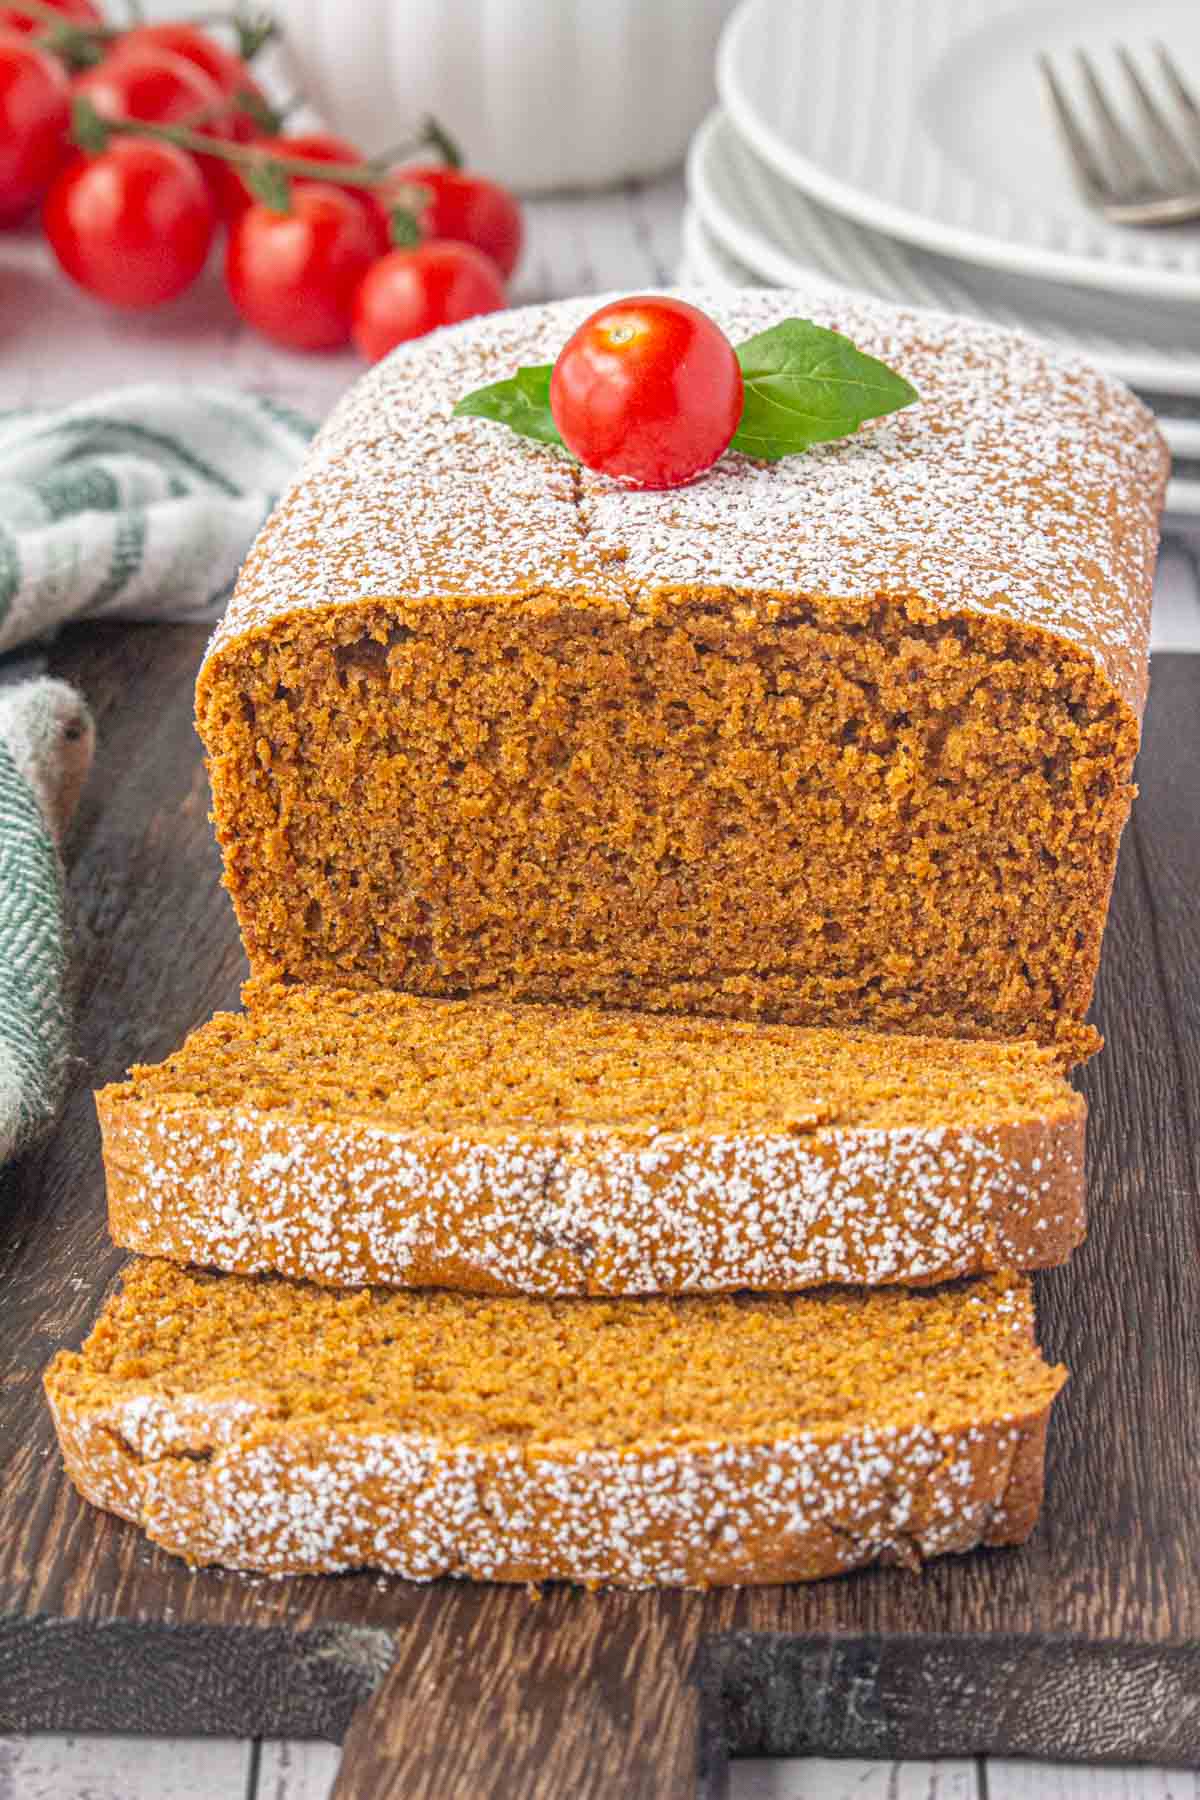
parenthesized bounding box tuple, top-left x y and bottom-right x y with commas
(98, 984, 1086, 1296)
(44, 1259, 1064, 1586)
(195, 289, 1165, 1056)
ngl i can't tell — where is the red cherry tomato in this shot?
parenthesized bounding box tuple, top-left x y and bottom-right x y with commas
(352, 242, 506, 362)
(75, 45, 226, 129)
(226, 182, 385, 351)
(393, 164, 523, 279)
(113, 24, 268, 140)
(0, 0, 100, 35)
(549, 296, 744, 489)
(220, 131, 378, 228)
(77, 46, 238, 205)
(0, 32, 69, 224)
(44, 137, 215, 308)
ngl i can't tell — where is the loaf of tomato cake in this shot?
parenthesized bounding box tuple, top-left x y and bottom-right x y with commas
(195, 290, 1165, 1056)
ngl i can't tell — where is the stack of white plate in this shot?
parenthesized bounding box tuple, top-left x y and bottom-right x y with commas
(683, 0, 1200, 515)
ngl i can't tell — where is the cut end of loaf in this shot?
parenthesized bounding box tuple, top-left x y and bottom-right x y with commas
(45, 1260, 1064, 1586)
(200, 594, 1135, 1057)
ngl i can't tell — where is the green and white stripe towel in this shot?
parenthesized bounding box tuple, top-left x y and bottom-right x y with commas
(0, 386, 313, 1163)
(0, 677, 93, 1163)
(0, 386, 311, 653)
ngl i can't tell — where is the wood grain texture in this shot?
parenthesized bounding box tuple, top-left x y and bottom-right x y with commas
(1, 638, 1199, 1788)
(332, 1587, 710, 1800)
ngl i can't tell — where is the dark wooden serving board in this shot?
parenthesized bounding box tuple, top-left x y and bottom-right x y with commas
(2, 625, 1198, 1798)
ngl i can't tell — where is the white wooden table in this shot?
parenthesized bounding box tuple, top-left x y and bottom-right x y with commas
(1, 161, 1199, 1800)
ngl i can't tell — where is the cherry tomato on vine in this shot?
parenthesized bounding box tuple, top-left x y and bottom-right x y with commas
(549, 296, 744, 489)
(44, 137, 215, 308)
(393, 164, 522, 279)
(226, 182, 384, 351)
(351, 241, 505, 362)
(114, 24, 268, 140)
(77, 46, 238, 205)
(219, 131, 379, 228)
(0, 32, 69, 224)
(0, 0, 100, 35)
(75, 45, 226, 129)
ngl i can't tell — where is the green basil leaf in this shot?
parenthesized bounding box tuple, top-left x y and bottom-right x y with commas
(731, 318, 918, 461)
(453, 364, 565, 449)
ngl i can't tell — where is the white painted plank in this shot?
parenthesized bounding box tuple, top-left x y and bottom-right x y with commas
(731, 1758, 980, 1799)
(512, 174, 685, 307)
(729, 1765, 1200, 1800)
(0, 1733, 251, 1799)
(256, 1739, 341, 1800)
(983, 1765, 1200, 1799)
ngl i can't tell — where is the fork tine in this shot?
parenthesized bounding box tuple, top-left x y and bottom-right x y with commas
(1155, 42, 1200, 161)
(1037, 53, 1112, 205)
(1116, 45, 1198, 185)
(1075, 48, 1154, 194)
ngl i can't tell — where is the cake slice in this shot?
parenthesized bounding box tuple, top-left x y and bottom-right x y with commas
(45, 1259, 1064, 1586)
(195, 289, 1166, 1056)
(98, 984, 1086, 1296)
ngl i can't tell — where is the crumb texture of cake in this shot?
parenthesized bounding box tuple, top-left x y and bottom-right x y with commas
(44, 1260, 1064, 1586)
(195, 289, 1165, 1053)
(99, 984, 1086, 1295)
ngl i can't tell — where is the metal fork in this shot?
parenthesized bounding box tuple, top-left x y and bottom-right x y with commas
(1039, 43, 1200, 224)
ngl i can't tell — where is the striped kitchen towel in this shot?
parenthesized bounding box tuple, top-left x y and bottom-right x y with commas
(0, 386, 314, 1162)
(0, 676, 94, 1163)
(0, 385, 312, 655)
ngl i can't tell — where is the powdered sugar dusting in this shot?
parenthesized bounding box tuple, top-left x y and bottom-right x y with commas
(204, 289, 1165, 715)
(104, 1099, 1083, 1294)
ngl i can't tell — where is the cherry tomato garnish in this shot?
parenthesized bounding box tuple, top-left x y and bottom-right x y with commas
(226, 181, 385, 351)
(44, 136, 215, 308)
(0, 31, 69, 224)
(549, 296, 744, 489)
(0, 0, 100, 35)
(351, 240, 505, 362)
(391, 165, 523, 280)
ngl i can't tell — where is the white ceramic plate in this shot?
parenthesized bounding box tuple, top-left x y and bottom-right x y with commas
(717, 0, 1200, 302)
(687, 110, 1200, 401)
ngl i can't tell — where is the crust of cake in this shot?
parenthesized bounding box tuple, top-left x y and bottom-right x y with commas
(46, 1387, 1055, 1585)
(99, 1094, 1085, 1296)
(200, 290, 1166, 716)
(44, 1267, 1063, 1587)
